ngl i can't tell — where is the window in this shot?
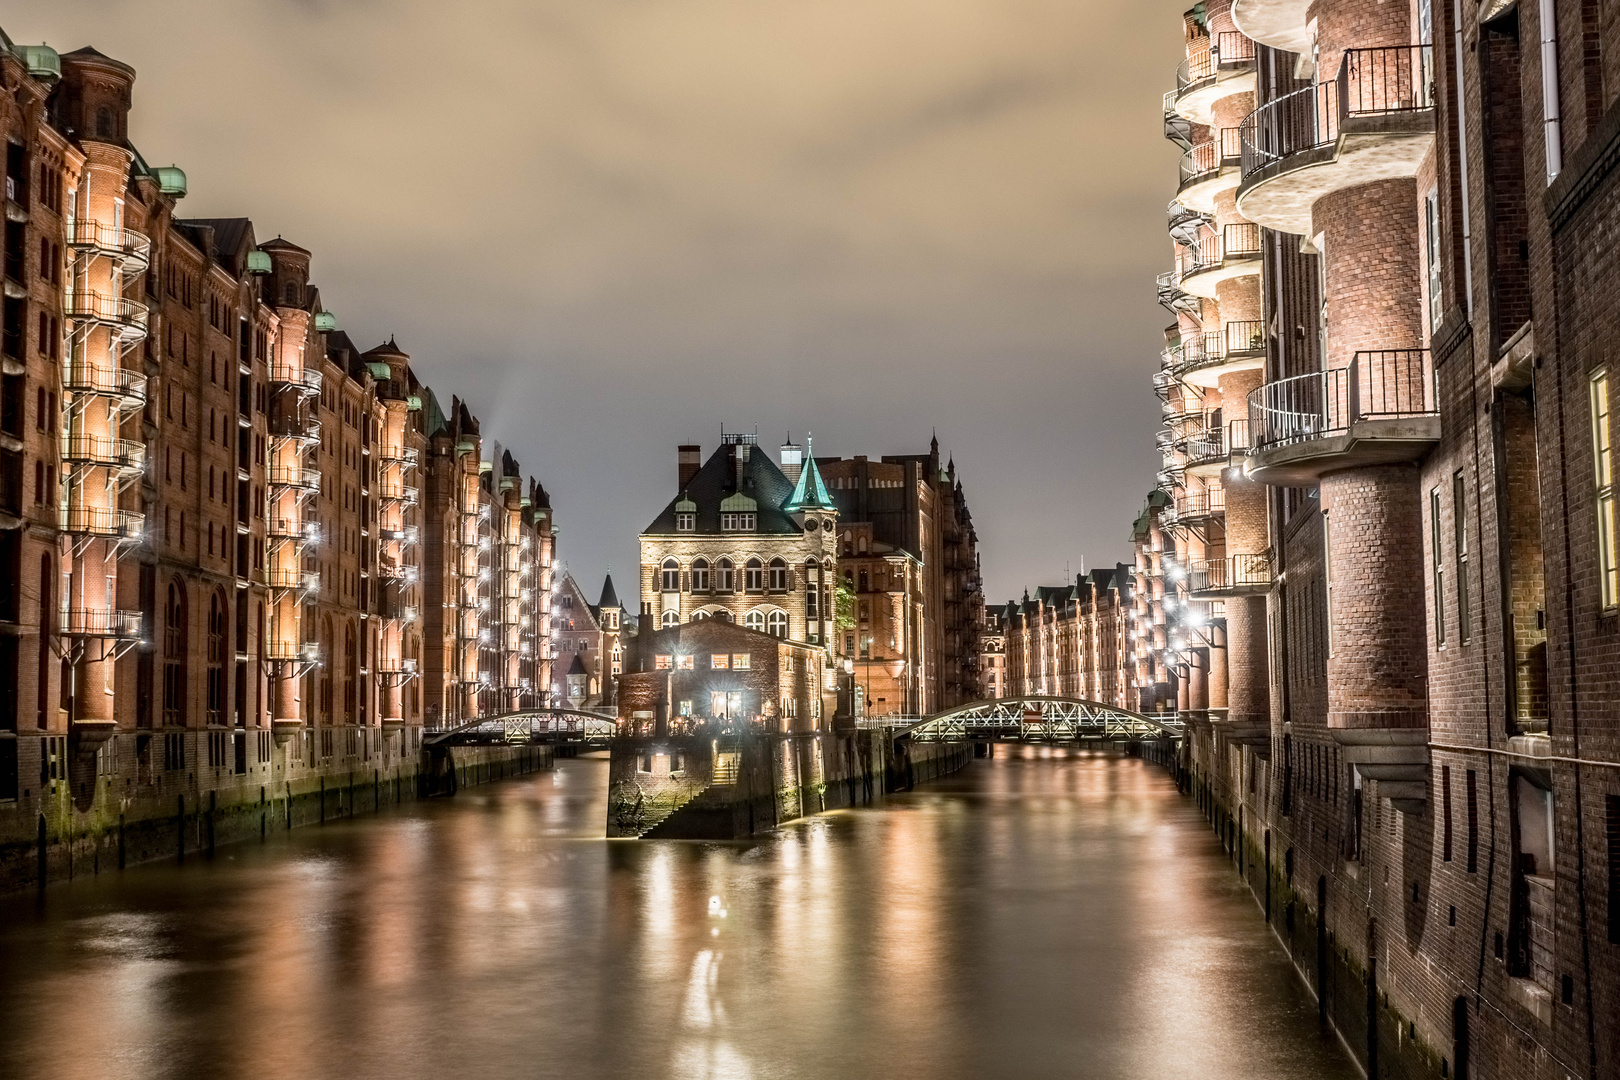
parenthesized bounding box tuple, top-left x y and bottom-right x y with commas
(691, 609, 711, 621)
(1442, 765, 1452, 861)
(1322, 511, 1334, 658)
(1431, 487, 1446, 645)
(732, 653, 751, 670)
(661, 610, 678, 628)
(745, 558, 763, 592)
(745, 610, 764, 632)
(1454, 472, 1470, 642)
(768, 558, 788, 591)
(677, 654, 695, 670)
(206, 591, 226, 727)
(712, 653, 730, 669)
(716, 558, 734, 592)
(768, 611, 788, 639)
(163, 581, 187, 727)
(1592, 370, 1618, 608)
(721, 512, 755, 531)
(660, 558, 680, 592)
(1608, 795, 1620, 944)
(655, 654, 672, 669)
(675, 512, 695, 531)
(1425, 189, 1443, 331)
(1467, 769, 1479, 873)
(691, 558, 710, 592)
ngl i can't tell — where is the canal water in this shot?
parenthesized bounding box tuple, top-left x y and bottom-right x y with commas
(0, 751, 1356, 1080)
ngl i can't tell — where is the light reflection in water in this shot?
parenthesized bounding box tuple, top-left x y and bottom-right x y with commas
(0, 753, 1357, 1080)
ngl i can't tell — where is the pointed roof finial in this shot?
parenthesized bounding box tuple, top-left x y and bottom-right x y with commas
(784, 430, 835, 513)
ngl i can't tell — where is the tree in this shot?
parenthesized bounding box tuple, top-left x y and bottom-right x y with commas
(835, 578, 856, 631)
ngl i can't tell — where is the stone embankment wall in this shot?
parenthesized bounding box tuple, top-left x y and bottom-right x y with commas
(0, 729, 552, 891)
(606, 729, 972, 839)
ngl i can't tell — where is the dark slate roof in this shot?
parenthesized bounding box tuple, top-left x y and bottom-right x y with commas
(599, 573, 621, 610)
(176, 217, 253, 272)
(567, 653, 589, 676)
(643, 443, 802, 536)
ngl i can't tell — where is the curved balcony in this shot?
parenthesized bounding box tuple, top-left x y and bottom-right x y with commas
(62, 433, 146, 475)
(1156, 271, 1199, 316)
(377, 658, 419, 678)
(1238, 46, 1436, 233)
(1172, 32, 1258, 125)
(60, 504, 144, 541)
(1156, 465, 1186, 492)
(378, 561, 420, 585)
(268, 517, 319, 544)
(1175, 417, 1248, 477)
(1245, 349, 1438, 485)
(1231, 0, 1312, 55)
(62, 362, 147, 411)
(63, 291, 149, 344)
(270, 364, 322, 397)
(266, 566, 320, 594)
(268, 465, 322, 493)
(376, 480, 418, 503)
(265, 640, 321, 665)
(61, 608, 144, 639)
(380, 445, 420, 467)
(1176, 128, 1242, 213)
(1188, 553, 1273, 598)
(68, 220, 151, 274)
(1167, 484, 1225, 526)
(1174, 319, 1266, 387)
(1178, 223, 1262, 301)
(269, 412, 320, 444)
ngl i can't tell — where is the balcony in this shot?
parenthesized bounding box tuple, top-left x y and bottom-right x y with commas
(1156, 271, 1199, 316)
(1187, 553, 1272, 598)
(62, 433, 146, 475)
(1231, 0, 1312, 55)
(378, 658, 419, 678)
(380, 445, 420, 467)
(1245, 349, 1438, 485)
(1172, 31, 1258, 125)
(1168, 484, 1225, 525)
(266, 566, 320, 594)
(376, 479, 418, 503)
(269, 412, 320, 444)
(1173, 318, 1265, 387)
(265, 640, 320, 665)
(1177, 223, 1262, 300)
(60, 504, 144, 541)
(61, 608, 144, 639)
(380, 526, 419, 545)
(267, 517, 319, 544)
(1176, 128, 1242, 213)
(64, 291, 149, 344)
(377, 561, 420, 584)
(269, 365, 322, 397)
(62, 362, 147, 411)
(1238, 46, 1436, 233)
(1174, 417, 1247, 477)
(68, 219, 152, 273)
(268, 465, 322, 492)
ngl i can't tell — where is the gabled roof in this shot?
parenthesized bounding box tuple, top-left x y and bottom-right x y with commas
(783, 451, 834, 512)
(599, 573, 621, 611)
(567, 653, 590, 676)
(643, 443, 801, 536)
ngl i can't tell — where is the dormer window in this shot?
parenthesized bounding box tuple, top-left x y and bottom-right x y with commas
(721, 512, 755, 531)
(676, 512, 695, 531)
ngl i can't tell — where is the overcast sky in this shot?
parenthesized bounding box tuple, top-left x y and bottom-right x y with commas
(22, 0, 1185, 604)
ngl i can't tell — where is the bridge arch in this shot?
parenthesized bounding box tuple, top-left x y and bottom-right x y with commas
(424, 707, 618, 746)
(900, 696, 1182, 743)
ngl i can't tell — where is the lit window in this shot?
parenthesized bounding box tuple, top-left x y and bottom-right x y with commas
(677, 654, 694, 670)
(654, 654, 672, 670)
(1593, 370, 1618, 609)
(732, 653, 751, 670)
(678, 700, 692, 716)
(712, 653, 730, 669)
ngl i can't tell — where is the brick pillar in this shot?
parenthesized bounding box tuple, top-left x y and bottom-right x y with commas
(1322, 464, 1428, 732)
(1207, 623, 1228, 712)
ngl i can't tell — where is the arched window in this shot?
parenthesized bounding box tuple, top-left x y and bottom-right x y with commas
(320, 616, 334, 721)
(716, 558, 735, 592)
(859, 569, 869, 592)
(344, 621, 358, 719)
(37, 553, 50, 730)
(691, 609, 711, 621)
(691, 558, 710, 592)
(206, 591, 226, 727)
(745, 610, 765, 632)
(768, 611, 788, 639)
(163, 581, 187, 727)
(768, 557, 788, 591)
(283, 281, 299, 305)
(745, 558, 763, 592)
(660, 558, 680, 592)
(661, 610, 679, 628)
(95, 105, 114, 139)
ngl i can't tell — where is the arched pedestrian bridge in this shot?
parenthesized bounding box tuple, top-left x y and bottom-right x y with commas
(865, 696, 1181, 744)
(424, 707, 618, 748)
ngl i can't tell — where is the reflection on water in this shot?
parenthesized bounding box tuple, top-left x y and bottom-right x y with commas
(0, 752, 1356, 1080)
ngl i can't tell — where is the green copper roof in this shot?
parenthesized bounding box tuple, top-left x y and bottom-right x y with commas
(719, 492, 758, 512)
(783, 449, 834, 512)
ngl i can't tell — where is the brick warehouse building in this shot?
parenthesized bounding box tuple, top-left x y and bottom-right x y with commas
(1146, 0, 1620, 1076)
(0, 30, 556, 885)
(987, 568, 1133, 708)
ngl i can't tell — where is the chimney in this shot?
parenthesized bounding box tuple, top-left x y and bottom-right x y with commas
(780, 439, 803, 484)
(735, 442, 751, 489)
(678, 445, 701, 490)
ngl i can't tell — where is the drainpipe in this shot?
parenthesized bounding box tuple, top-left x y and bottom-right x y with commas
(1539, 0, 1562, 182)
(1453, 0, 1474, 317)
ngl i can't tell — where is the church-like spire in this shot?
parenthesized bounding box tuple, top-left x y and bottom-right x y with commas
(783, 433, 835, 513)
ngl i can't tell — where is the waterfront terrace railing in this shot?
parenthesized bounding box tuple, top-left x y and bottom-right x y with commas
(1240, 45, 1433, 180)
(1247, 349, 1435, 450)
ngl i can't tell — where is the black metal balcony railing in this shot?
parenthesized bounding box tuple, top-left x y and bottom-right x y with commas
(1172, 485, 1225, 521)
(1222, 222, 1261, 259)
(63, 292, 149, 341)
(268, 466, 322, 491)
(61, 608, 144, 638)
(61, 433, 146, 472)
(1241, 45, 1434, 181)
(1247, 349, 1435, 450)
(1224, 319, 1265, 354)
(270, 365, 322, 396)
(62, 362, 147, 407)
(68, 220, 152, 272)
(1188, 553, 1272, 594)
(1179, 31, 1256, 89)
(60, 504, 144, 540)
